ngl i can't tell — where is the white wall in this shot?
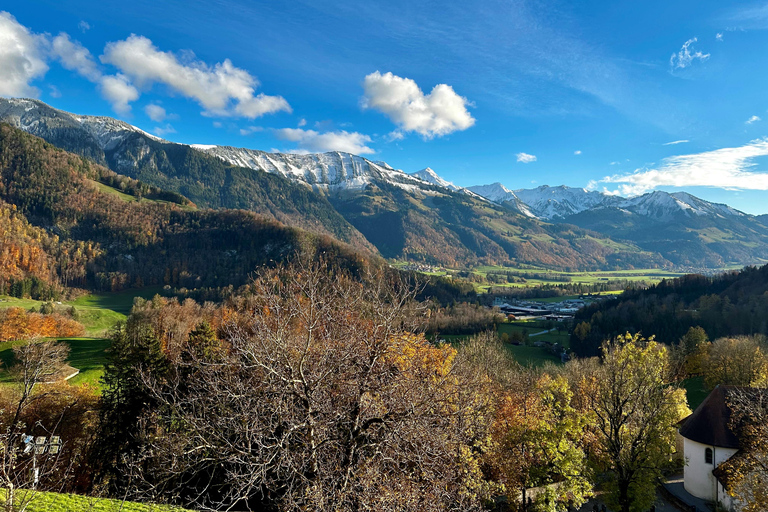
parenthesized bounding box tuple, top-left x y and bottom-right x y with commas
(683, 437, 738, 502)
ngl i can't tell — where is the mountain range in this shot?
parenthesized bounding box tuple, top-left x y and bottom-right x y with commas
(2, 97, 767, 270)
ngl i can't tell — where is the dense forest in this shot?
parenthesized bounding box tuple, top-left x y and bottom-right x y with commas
(570, 265, 768, 356)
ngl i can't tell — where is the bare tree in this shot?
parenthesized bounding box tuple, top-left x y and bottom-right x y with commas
(719, 387, 768, 512)
(122, 260, 493, 511)
(0, 340, 70, 512)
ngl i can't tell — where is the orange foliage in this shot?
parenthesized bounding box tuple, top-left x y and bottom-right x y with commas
(0, 307, 84, 342)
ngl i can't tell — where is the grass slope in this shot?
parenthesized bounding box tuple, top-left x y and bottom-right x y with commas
(0, 489, 191, 511)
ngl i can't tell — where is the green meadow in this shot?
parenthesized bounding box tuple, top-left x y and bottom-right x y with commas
(0, 489, 192, 512)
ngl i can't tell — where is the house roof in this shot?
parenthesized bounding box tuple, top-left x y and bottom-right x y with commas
(678, 385, 742, 449)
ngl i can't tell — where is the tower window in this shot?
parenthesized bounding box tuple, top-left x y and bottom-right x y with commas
(705, 447, 713, 464)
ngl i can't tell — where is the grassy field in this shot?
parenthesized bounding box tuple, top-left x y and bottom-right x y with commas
(497, 322, 570, 346)
(0, 286, 163, 337)
(0, 489, 192, 511)
(0, 338, 110, 389)
(0, 287, 166, 391)
(471, 265, 686, 291)
(435, 322, 566, 367)
(89, 180, 196, 211)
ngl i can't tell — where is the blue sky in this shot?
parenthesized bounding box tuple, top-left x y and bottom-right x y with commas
(3, 0, 768, 213)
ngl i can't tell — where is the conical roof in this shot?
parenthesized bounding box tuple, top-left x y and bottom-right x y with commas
(678, 385, 741, 449)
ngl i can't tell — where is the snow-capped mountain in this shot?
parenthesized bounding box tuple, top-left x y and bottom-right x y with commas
(468, 182, 746, 223)
(0, 97, 166, 151)
(466, 182, 517, 203)
(409, 167, 461, 191)
(513, 185, 620, 220)
(617, 191, 744, 221)
(199, 145, 433, 192)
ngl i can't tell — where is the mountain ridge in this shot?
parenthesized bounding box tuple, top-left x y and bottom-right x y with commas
(2, 97, 766, 269)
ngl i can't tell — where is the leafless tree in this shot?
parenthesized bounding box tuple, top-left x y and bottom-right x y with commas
(124, 260, 494, 511)
(0, 339, 70, 512)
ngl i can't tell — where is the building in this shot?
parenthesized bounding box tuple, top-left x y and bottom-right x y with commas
(677, 386, 747, 511)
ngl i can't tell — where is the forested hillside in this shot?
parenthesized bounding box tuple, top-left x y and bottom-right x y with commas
(0, 124, 372, 298)
(570, 264, 768, 356)
(331, 181, 668, 269)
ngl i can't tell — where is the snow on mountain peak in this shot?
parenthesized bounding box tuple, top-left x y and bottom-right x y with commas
(409, 167, 461, 191)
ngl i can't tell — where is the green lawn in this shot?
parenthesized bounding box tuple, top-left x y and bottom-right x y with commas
(434, 331, 564, 367)
(505, 344, 562, 366)
(0, 287, 166, 391)
(0, 489, 192, 511)
(497, 322, 571, 347)
(0, 286, 163, 336)
(0, 338, 110, 390)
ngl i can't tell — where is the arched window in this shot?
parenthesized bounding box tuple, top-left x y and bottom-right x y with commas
(705, 447, 713, 464)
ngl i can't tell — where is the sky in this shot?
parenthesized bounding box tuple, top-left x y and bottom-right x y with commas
(3, 0, 768, 214)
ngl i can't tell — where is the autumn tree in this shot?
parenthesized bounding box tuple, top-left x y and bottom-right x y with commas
(488, 370, 592, 511)
(701, 335, 768, 389)
(110, 260, 494, 511)
(458, 334, 592, 511)
(716, 387, 768, 512)
(586, 333, 690, 512)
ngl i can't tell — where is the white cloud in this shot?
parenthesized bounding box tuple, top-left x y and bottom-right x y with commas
(212, 121, 223, 128)
(101, 35, 291, 119)
(746, 115, 761, 124)
(78, 21, 91, 33)
(239, 126, 263, 136)
(593, 139, 768, 195)
(49, 32, 141, 115)
(297, 118, 306, 127)
(574, 150, 582, 155)
(716, 33, 724, 42)
(153, 124, 176, 137)
(99, 74, 139, 114)
(361, 71, 475, 138)
(516, 152, 537, 163)
(670, 38, 710, 70)
(0, 12, 49, 97)
(663, 139, 690, 145)
(386, 130, 405, 142)
(52, 33, 101, 81)
(144, 103, 166, 122)
(275, 128, 374, 154)
(48, 85, 61, 98)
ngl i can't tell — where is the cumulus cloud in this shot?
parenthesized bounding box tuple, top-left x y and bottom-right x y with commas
(574, 150, 582, 155)
(297, 118, 306, 127)
(144, 103, 166, 122)
(663, 139, 689, 145)
(52, 33, 101, 81)
(49, 32, 142, 114)
(716, 33, 724, 42)
(516, 152, 537, 163)
(99, 74, 139, 114)
(78, 20, 90, 33)
(0, 12, 49, 97)
(361, 71, 474, 138)
(592, 139, 768, 195)
(670, 38, 710, 70)
(101, 35, 291, 119)
(275, 128, 374, 154)
(746, 115, 761, 124)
